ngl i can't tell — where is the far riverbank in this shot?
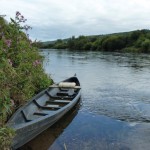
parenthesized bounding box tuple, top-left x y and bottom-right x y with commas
(36, 29, 150, 53)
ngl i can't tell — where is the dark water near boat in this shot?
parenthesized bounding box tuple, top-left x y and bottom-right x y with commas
(22, 49, 150, 150)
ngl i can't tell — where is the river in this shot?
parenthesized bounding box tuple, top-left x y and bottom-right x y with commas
(22, 49, 150, 150)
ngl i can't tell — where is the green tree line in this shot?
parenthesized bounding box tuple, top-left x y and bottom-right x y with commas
(39, 29, 150, 53)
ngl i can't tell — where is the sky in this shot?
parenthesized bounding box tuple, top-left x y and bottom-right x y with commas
(0, 0, 150, 41)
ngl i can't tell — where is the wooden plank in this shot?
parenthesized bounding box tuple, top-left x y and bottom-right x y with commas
(46, 100, 70, 106)
(54, 100, 70, 103)
(46, 104, 60, 108)
(42, 106, 61, 110)
(49, 85, 81, 89)
(34, 112, 48, 116)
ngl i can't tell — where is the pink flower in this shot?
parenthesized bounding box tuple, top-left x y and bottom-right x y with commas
(24, 25, 32, 31)
(33, 60, 41, 66)
(16, 11, 21, 16)
(15, 12, 27, 23)
(21, 15, 24, 19)
(5, 39, 12, 47)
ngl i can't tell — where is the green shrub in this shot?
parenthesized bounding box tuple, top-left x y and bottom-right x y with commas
(122, 47, 141, 53)
(0, 12, 53, 124)
(0, 127, 15, 150)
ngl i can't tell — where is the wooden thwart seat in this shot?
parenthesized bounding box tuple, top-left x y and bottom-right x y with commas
(46, 104, 60, 108)
(45, 100, 70, 107)
(54, 100, 71, 103)
(42, 106, 61, 110)
(34, 112, 48, 116)
(33, 99, 61, 110)
(45, 91, 73, 100)
(57, 92, 69, 96)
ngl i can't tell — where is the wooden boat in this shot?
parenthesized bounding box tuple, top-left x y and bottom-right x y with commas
(7, 76, 81, 149)
(21, 101, 81, 149)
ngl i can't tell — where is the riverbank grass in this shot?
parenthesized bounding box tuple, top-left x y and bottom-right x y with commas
(0, 12, 53, 149)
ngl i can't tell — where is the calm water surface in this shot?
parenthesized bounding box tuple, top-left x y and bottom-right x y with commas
(23, 49, 150, 150)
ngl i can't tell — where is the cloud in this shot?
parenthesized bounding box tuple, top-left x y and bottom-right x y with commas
(0, 0, 150, 41)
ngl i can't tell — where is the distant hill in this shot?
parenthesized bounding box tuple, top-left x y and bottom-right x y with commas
(42, 40, 56, 46)
(36, 29, 150, 53)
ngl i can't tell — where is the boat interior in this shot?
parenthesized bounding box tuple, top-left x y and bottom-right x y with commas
(11, 85, 80, 125)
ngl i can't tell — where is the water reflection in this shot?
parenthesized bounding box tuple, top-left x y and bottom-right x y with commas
(48, 112, 133, 150)
(22, 111, 150, 150)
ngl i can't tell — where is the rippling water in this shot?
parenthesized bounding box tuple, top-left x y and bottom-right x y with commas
(22, 49, 150, 150)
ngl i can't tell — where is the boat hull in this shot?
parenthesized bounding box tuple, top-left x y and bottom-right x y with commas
(7, 76, 81, 149)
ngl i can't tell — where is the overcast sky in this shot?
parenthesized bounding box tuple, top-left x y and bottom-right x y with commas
(1, 0, 150, 41)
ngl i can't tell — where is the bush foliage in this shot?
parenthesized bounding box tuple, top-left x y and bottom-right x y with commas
(0, 126, 15, 150)
(0, 13, 52, 149)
